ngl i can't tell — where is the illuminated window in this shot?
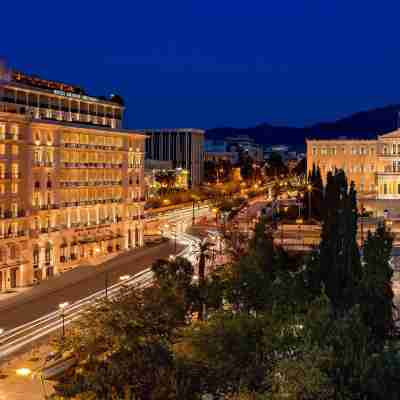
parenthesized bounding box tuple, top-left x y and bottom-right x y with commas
(11, 182, 18, 194)
(11, 145, 18, 155)
(11, 164, 18, 178)
(351, 147, 357, 155)
(0, 125, 5, 140)
(10, 125, 18, 140)
(0, 144, 5, 155)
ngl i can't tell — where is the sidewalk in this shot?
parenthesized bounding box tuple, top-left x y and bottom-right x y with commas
(0, 343, 55, 400)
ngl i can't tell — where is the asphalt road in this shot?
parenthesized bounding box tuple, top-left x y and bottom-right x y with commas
(0, 241, 181, 330)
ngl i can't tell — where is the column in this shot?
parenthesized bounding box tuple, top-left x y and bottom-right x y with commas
(40, 247, 46, 279)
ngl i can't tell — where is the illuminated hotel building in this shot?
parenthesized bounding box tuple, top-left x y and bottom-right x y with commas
(0, 68, 145, 289)
(144, 129, 204, 187)
(307, 130, 400, 199)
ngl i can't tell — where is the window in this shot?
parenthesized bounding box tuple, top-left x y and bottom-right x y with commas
(360, 147, 366, 155)
(341, 147, 346, 154)
(384, 146, 388, 155)
(321, 148, 327, 156)
(11, 145, 18, 155)
(370, 164, 374, 172)
(393, 144, 397, 155)
(360, 183, 364, 192)
(11, 164, 18, 179)
(10, 125, 18, 140)
(352, 147, 357, 155)
(370, 147, 375, 155)
(370, 184, 375, 192)
(384, 184, 388, 195)
(360, 164, 364, 173)
(0, 144, 5, 155)
(0, 124, 5, 140)
(11, 182, 18, 194)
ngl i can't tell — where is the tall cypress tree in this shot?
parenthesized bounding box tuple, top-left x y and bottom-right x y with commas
(320, 171, 362, 317)
(360, 224, 394, 347)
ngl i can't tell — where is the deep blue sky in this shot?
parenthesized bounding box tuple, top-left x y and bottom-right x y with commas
(3, 0, 400, 129)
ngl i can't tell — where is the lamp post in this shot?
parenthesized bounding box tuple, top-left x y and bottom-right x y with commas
(58, 302, 69, 340)
(105, 270, 109, 298)
(307, 184, 312, 221)
(192, 200, 195, 225)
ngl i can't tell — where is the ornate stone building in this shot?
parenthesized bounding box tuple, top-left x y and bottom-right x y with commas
(0, 68, 145, 289)
(306, 130, 400, 200)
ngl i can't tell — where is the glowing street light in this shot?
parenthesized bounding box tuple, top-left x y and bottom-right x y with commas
(119, 274, 131, 281)
(59, 301, 69, 340)
(16, 368, 31, 377)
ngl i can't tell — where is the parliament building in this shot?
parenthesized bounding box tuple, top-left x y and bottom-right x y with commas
(307, 130, 400, 200)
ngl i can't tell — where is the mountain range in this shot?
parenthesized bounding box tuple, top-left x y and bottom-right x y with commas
(206, 104, 400, 149)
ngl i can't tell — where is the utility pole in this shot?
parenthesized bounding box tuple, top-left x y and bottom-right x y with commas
(105, 270, 109, 298)
(360, 203, 364, 246)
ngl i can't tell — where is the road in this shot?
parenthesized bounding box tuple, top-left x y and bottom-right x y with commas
(0, 241, 181, 331)
(0, 233, 200, 360)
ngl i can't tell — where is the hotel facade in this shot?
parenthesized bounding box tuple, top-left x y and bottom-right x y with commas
(307, 130, 400, 200)
(0, 68, 146, 289)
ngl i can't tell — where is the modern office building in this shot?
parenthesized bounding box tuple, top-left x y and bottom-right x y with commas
(225, 135, 263, 162)
(204, 139, 239, 164)
(0, 66, 146, 289)
(144, 128, 204, 187)
(306, 130, 400, 199)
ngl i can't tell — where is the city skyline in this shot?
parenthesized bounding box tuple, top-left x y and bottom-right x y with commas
(4, 1, 400, 130)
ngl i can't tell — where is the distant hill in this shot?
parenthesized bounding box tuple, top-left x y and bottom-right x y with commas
(206, 104, 400, 148)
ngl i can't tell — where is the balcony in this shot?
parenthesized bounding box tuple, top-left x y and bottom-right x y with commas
(0, 210, 26, 219)
(38, 204, 60, 210)
(33, 161, 54, 168)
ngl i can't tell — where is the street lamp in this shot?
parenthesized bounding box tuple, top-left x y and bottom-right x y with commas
(105, 270, 109, 298)
(59, 302, 69, 340)
(16, 367, 31, 377)
(307, 184, 312, 220)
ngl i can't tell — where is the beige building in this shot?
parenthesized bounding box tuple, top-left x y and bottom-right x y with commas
(0, 68, 146, 289)
(307, 130, 400, 199)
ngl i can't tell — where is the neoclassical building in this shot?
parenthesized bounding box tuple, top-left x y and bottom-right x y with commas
(0, 67, 146, 289)
(306, 130, 400, 199)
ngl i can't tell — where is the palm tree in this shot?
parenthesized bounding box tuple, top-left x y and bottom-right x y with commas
(194, 239, 212, 320)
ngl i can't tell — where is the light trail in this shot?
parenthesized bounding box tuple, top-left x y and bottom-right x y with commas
(0, 232, 200, 360)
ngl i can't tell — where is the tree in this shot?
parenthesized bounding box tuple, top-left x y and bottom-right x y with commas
(194, 239, 213, 320)
(240, 153, 255, 181)
(265, 152, 288, 178)
(53, 289, 177, 400)
(319, 171, 362, 317)
(152, 256, 196, 319)
(360, 224, 395, 347)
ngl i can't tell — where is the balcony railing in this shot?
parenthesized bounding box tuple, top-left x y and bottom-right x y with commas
(60, 180, 122, 188)
(63, 142, 123, 150)
(62, 162, 122, 169)
(0, 210, 26, 219)
(60, 198, 123, 208)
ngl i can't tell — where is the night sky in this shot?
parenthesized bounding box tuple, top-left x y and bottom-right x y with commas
(3, 1, 400, 129)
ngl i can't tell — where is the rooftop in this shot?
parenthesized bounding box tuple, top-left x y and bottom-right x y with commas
(1, 66, 124, 107)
